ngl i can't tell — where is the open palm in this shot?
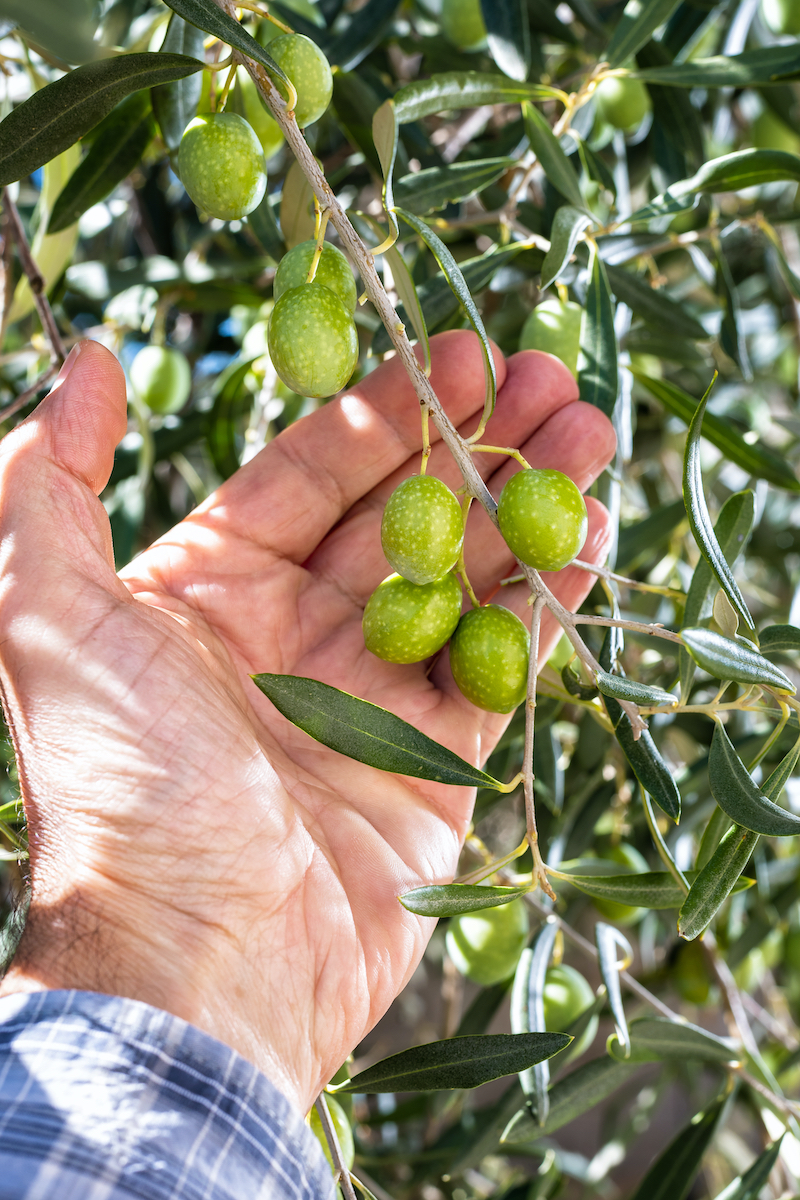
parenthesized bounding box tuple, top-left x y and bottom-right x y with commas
(0, 333, 615, 1115)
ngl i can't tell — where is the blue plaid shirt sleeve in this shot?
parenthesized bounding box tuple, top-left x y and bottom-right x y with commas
(0, 990, 337, 1200)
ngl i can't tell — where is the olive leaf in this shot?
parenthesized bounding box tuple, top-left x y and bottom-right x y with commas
(252, 674, 509, 789)
(607, 1018, 738, 1065)
(482, 0, 531, 82)
(551, 866, 753, 908)
(540, 205, 592, 290)
(501, 1056, 637, 1142)
(579, 242, 618, 418)
(682, 381, 757, 637)
(151, 14, 206, 154)
(708, 724, 800, 837)
(510, 922, 558, 1124)
(595, 671, 676, 708)
(399, 884, 530, 917)
(392, 72, 565, 124)
(681, 627, 795, 692)
(678, 825, 758, 940)
(161, 0, 291, 89)
(627, 1098, 728, 1200)
(595, 923, 631, 1057)
(334, 1032, 570, 1092)
(605, 0, 682, 67)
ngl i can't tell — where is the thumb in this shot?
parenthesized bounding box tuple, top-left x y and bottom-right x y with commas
(17, 340, 128, 494)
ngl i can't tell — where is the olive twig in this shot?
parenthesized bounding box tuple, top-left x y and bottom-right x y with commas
(570, 557, 686, 601)
(523, 596, 554, 898)
(215, 62, 237, 112)
(313, 1094, 358, 1200)
(2, 189, 66, 365)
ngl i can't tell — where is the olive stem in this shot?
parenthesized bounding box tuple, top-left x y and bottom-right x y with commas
(523, 597, 554, 899)
(306, 204, 330, 284)
(570, 557, 686, 602)
(215, 61, 237, 112)
(2, 189, 66, 365)
(455, 836, 529, 884)
(313, 1094, 358, 1200)
(236, 0, 293, 33)
(455, 548, 480, 609)
(468, 443, 531, 470)
(419, 406, 431, 474)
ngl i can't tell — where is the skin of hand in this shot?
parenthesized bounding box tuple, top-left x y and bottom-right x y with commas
(0, 332, 615, 1116)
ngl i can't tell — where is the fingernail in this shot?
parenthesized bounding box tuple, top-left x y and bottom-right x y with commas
(50, 343, 82, 392)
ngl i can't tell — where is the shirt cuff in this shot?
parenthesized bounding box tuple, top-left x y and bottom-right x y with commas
(0, 989, 336, 1200)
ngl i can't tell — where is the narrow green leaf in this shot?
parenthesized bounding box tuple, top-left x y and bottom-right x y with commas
(392, 72, 565, 124)
(760, 217, 800, 300)
(384, 244, 430, 373)
(399, 884, 529, 917)
(561, 662, 598, 700)
(0, 0, 98, 65)
(606, 265, 707, 340)
(578, 242, 618, 418)
(552, 868, 709, 908)
(151, 14, 206, 154)
(252, 674, 507, 789)
(331, 69, 382, 173)
(607, 700, 682, 819)
(394, 158, 516, 216)
(596, 923, 631, 1057)
(334, 1032, 570, 1093)
(607, 1018, 738, 1065)
(680, 491, 755, 700)
(47, 93, 154, 234)
(395, 208, 496, 428)
(501, 1056, 637, 1142)
(695, 805, 733, 873)
(540, 205, 592, 290)
(576, 139, 617, 198)
(0, 53, 203, 188)
(716, 248, 752, 382)
(760, 624, 800, 656)
(372, 99, 398, 238)
(633, 372, 799, 492)
(510, 923, 558, 1124)
(606, 0, 683, 68)
(628, 1098, 727, 1200)
(681, 627, 795, 692)
(482, 0, 530, 81)
(522, 102, 585, 211)
(326, 0, 400, 71)
(679, 825, 758, 940)
(713, 1137, 784, 1200)
(682, 384, 756, 636)
(629, 44, 800, 86)
(595, 671, 676, 708)
(627, 188, 699, 225)
(206, 357, 260, 480)
(161, 0, 291, 88)
(709, 723, 800, 837)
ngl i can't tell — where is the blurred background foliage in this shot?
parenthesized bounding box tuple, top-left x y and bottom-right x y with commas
(1, 0, 800, 1195)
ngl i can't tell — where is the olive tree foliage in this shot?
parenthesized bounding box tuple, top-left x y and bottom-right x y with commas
(2, 0, 800, 1193)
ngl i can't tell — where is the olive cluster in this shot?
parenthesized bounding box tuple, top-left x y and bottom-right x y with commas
(363, 466, 588, 714)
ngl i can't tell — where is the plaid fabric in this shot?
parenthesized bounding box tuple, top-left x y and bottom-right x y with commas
(0, 990, 335, 1200)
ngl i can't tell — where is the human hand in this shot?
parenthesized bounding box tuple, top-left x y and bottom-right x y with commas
(0, 332, 615, 1115)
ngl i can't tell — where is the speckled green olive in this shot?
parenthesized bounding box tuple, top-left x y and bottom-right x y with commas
(269, 33, 333, 127)
(268, 283, 358, 398)
(762, 0, 800, 34)
(543, 964, 597, 1060)
(593, 842, 649, 925)
(440, 0, 487, 48)
(308, 1096, 354, 1172)
(129, 345, 191, 415)
(178, 113, 267, 220)
(518, 298, 583, 377)
(381, 475, 464, 586)
(674, 939, 711, 1006)
(594, 75, 652, 133)
(233, 68, 284, 160)
(363, 572, 462, 664)
(446, 900, 529, 986)
(449, 605, 529, 713)
(497, 469, 588, 573)
(274, 241, 357, 313)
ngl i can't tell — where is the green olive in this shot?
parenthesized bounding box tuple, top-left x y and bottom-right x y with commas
(674, 939, 711, 1006)
(268, 33, 333, 127)
(381, 475, 464, 585)
(129, 345, 191, 415)
(363, 572, 462, 664)
(761, 0, 800, 35)
(446, 899, 530, 986)
(518, 298, 583, 377)
(268, 283, 358, 398)
(274, 240, 357, 313)
(594, 75, 652, 133)
(543, 963, 598, 1059)
(497, 468, 588, 573)
(449, 605, 530, 713)
(178, 113, 267, 220)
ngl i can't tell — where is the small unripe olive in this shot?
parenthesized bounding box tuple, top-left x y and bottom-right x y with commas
(543, 964, 597, 1059)
(268, 283, 358, 398)
(449, 605, 530, 713)
(381, 475, 464, 585)
(761, 0, 800, 34)
(440, 0, 487, 48)
(178, 113, 267, 220)
(594, 75, 652, 133)
(274, 240, 357, 313)
(363, 572, 462, 664)
(497, 468, 588, 573)
(129, 345, 191, 414)
(269, 33, 333, 127)
(446, 900, 529, 986)
(308, 1096, 354, 1172)
(518, 298, 583, 377)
